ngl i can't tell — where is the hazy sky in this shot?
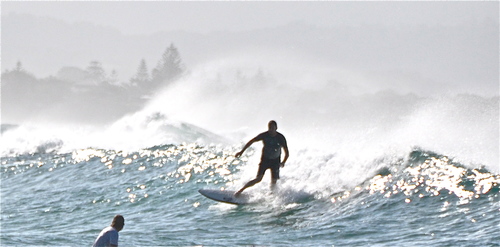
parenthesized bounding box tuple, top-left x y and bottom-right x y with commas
(2, 1, 498, 97)
(3, 1, 497, 35)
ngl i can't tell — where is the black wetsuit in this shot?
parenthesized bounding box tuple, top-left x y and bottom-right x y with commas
(254, 131, 287, 179)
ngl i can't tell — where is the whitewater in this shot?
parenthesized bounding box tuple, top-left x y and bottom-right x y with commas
(1, 59, 499, 246)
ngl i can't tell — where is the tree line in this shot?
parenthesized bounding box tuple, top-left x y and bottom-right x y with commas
(1, 43, 185, 124)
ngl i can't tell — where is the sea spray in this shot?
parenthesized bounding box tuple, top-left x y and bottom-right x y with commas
(1, 55, 498, 246)
(139, 57, 499, 172)
(2, 143, 498, 246)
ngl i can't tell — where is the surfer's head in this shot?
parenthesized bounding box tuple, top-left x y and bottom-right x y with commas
(268, 120, 278, 135)
(111, 215, 125, 232)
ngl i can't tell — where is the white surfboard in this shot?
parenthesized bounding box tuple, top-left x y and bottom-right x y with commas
(198, 189, 251, 205)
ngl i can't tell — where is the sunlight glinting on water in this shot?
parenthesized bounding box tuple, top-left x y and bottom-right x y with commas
(330, 154, 500, 205)
(38, 144, 243, 204)
(388, 156, 494, 201)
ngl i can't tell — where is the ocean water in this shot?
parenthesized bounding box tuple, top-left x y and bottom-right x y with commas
(2, 66, 499, 246)
(1, 138, 499, 246)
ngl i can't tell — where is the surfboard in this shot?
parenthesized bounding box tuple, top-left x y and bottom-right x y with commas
(198, 189, 251, 205)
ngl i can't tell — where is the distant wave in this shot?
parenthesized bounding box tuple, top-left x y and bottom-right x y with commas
(338, 149, 500, 204)
(0, 113, 230, 156)
(1, 124, 18, 134)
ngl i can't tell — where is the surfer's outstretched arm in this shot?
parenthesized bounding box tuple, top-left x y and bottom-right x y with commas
(235, 136, 259, 157)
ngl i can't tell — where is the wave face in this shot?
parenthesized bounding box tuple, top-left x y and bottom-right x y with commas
(1, 144, 498, 246)
(1, 56, 498, 246)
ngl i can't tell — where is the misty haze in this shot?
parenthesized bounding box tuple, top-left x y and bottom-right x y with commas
(2, 2, 498, 126)
(1, 2, 500, 247)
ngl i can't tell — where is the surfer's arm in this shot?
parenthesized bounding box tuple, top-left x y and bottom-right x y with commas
(280, 134, 289, 167)
(281, 144, 289, 167)
(235, 136, 260, 157)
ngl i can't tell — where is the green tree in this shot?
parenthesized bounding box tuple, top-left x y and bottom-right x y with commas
(15, 61, 24, 72)
(108, 69, 119, 85)
(1, 62, 44, 122)
(85, 60, 107, 85)
(130, 59, 150, 86)
(151, 43, 185, 87)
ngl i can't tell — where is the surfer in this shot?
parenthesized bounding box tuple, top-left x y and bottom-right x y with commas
(235, 120, 289, 197)
(92, 215, 125, 247)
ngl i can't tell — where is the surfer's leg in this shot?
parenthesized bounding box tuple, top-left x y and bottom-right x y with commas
(270, 178, 278, 191)
(236, 163, 268, 196)
(235, 175, 264, 196)
(270, 163, 280, 191)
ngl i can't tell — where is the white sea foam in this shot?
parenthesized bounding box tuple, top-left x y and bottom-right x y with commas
(2, 57, 498, 174)
(142, 57, 499, 172)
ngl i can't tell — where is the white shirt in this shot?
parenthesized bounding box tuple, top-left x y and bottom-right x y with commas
(92, 226, 119, 247)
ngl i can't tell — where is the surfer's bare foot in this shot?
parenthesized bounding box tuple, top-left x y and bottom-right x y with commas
(234, 191, 242, 197)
